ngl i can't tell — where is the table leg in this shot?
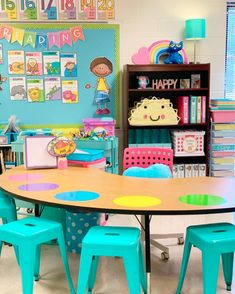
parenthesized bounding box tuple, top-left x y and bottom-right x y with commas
(35, 204, 40, 217)
(144, 214, 151, 294)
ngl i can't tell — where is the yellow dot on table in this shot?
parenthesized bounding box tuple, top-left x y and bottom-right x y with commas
(113, 196, 162, 208)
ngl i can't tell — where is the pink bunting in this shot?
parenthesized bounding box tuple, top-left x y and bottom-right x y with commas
(59, 30, 72, 47)
(70, 26, 84, 42)
(0, 25, 13, 42)
(48, 32, 60, 49)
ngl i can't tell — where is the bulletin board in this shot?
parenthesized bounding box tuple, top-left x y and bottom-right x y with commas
(0, 23, 119, 128)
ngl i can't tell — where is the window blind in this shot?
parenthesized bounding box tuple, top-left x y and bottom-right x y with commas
(225, 1, 235, 99)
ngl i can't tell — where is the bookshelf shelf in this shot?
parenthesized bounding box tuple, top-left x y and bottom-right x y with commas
(124, 63, 210, 177)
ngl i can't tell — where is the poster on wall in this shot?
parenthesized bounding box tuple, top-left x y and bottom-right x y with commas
(43, 51, 61, 75)
(8, 50, 25, 75)
(39, 0, 58, 20)
(78, 0, 96, 20)
(59, 0, 77, 20)
(62, 80, 78, 103)
(27, 78, 45, 102)
(10, 77, 27, 100)
(19, 0, 38, 20)
(60, 53, 77, 77)
(97, 0, 115, 20)
(45, 77, 62, 100)
(0, 0, 18, 20)
(26, 52, 43, 76)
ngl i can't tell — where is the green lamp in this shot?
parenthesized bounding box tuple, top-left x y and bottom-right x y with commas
(185, 19, 206, 63)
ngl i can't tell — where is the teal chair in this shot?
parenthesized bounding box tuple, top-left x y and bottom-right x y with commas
(176, 222, 235, 294)
(0, 190, 17, 224)
(0, 217, 75, 294)
(77, 226, 147, 294)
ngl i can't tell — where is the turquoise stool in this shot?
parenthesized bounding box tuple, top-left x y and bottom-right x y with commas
(0, 217, 75, 294)
(77, 226, 147, 294)
(0, 190, 17, 223)
(176, 222, 235, 294)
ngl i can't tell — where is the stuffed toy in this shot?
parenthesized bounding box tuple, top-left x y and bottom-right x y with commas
(123, 163, 172, 178)
(164, 41, 183, 64)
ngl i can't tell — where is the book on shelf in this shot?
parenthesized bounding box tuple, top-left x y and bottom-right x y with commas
(178, 164, 185, 178)
(172, 164, 178, 178)
(213, 124, 235, 130)
(191, 74, 201, 88)
(189, 96, 197, 123)
(201, 96, 206, 123)
(184, 164, 192, 177)
(177, 96, 189, 124)
(196, 96, 202, 123)
(192, 164, 199, 177)
(180, 79, 190, 89)
(172, 163, 206, 178)
(198, 164, 206, 176)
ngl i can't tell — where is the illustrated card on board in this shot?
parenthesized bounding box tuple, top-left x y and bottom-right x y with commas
(59, 0, 76, 20)
(43, 51, 61, 75)
(61, 53, 77, 77)
(39, 0, 58, 20)
(0, 0, 17, 20)
(10, 77, 27, 100)
(26, 52, 43, 76)
(97, 0, 115, 20)
(19, 0, 38, 20)
(62, 80, 78, 103)
(45, 77, 62, 100)
(27, 78, 45, 102)
(78, 0, 96, 20)
(8, 51, 25, 75)
(0, 44, 3, 64)
(24, 136, 57, 169)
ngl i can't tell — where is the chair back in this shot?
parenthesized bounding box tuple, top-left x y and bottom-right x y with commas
(123, 147, 173, 171)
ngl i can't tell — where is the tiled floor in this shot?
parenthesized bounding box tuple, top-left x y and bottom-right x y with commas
(0, 212, 234, 294)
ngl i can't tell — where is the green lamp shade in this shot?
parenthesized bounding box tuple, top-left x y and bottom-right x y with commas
(185, 19, 206, 40)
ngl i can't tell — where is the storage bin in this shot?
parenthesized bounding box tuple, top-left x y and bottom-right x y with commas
(171, 130, 205, 156)
(83, 118, 115, 137)
(0, 135, 10, 144)
(67, 148, 104, 162)
(211, 110, 235, 123)
(65, 211, 100, 254)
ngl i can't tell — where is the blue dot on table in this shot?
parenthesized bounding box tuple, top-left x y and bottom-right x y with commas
(54, 191, 100, 202)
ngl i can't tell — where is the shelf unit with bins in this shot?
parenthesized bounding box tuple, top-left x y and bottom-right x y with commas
(124, 63, 210, 176)
(209, 122, 235, 177)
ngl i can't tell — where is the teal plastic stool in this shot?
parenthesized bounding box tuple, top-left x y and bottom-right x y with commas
(0, 217, 75, 294)
(77, 226, 147, 294)
(0, 190, 17, 223)
(176, 222, 235, 294)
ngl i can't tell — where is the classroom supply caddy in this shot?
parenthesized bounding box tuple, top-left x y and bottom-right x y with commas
(83, 118, 116, 137)
(171, 130, 205, 156)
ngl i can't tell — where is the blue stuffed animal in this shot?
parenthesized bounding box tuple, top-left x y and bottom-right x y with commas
(123, 163, 172, 179)
(164, 41, 183, 64)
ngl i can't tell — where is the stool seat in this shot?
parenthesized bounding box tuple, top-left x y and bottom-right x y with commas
(0, 217, 75, 294)
(176, 222, 235, 294)
(77, 226, 147, 294)
(83, 226, 140, 249)
(0, 191, 17, 224)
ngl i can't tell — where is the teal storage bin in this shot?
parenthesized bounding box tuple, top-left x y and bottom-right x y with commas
(67, 149, 104, 162)
(65, 211, 100, 254)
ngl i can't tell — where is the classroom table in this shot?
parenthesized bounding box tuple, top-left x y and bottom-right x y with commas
(1, 165, 235, 294)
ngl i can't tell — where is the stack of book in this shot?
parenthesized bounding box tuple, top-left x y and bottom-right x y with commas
(210, 123, 235, 177)
(210, 99, 235, 123)
(177, 96, 206, 124)
(173, 163, 206, 178)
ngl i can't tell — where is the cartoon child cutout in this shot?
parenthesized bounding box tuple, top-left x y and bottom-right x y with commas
(64, 62, 77, 77)
(86, 57, 113, 115)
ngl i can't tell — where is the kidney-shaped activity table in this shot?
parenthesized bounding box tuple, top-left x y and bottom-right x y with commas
(1, 165, 235, 293)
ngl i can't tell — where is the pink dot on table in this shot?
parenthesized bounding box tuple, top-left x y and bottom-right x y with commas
(8, 174, 43, 181)
(18, 183, 59, 191)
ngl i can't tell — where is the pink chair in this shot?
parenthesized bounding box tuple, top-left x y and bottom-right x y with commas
(123, 147, 184, 260)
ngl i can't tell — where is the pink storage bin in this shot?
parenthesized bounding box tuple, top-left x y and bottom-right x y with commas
(211, 110, 235, 123)
(83, 118, 116, 136)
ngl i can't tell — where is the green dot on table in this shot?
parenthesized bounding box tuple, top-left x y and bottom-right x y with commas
(179, 194, 226, 206)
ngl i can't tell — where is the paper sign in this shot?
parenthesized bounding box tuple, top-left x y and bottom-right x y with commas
(8, 50, 25, 74)
(26, 52, 43, 76)
(0, 0, 18, 20)
(60, 53, 77, 77)
(10, 77, 27, 100)
(39, 0, 58, 20)
(78, 0, 96, 20)
(97, 0, 115, 20)
(19, 0, 38, 20)
(43, 51, 61, 75)
(27, 78, 45, 102)
(59, 0, 76, 20)
(62, 80, 78, 103)
(45, 77, 62, 100)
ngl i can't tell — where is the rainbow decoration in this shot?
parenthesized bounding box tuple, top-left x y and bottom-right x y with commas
(148, 40, 189, 64)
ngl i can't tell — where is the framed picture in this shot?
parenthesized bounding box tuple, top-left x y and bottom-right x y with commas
(24, 136, 57, 169)
(191, 74, 201, 88)
(180, 79, 190, 89)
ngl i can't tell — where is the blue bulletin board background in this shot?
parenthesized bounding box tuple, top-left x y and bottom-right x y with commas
(0, 23, 119, 128)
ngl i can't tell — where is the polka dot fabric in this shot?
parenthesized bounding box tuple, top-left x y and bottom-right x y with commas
(65, 211, 100, 254)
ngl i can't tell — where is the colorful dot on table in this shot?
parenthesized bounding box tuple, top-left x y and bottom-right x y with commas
(113, 196, 162, 208)
(54, 191, 100, 202)
(18, 183, 59, 191)
(179, 194, 226, 206)
(8, 174, 43, 181)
